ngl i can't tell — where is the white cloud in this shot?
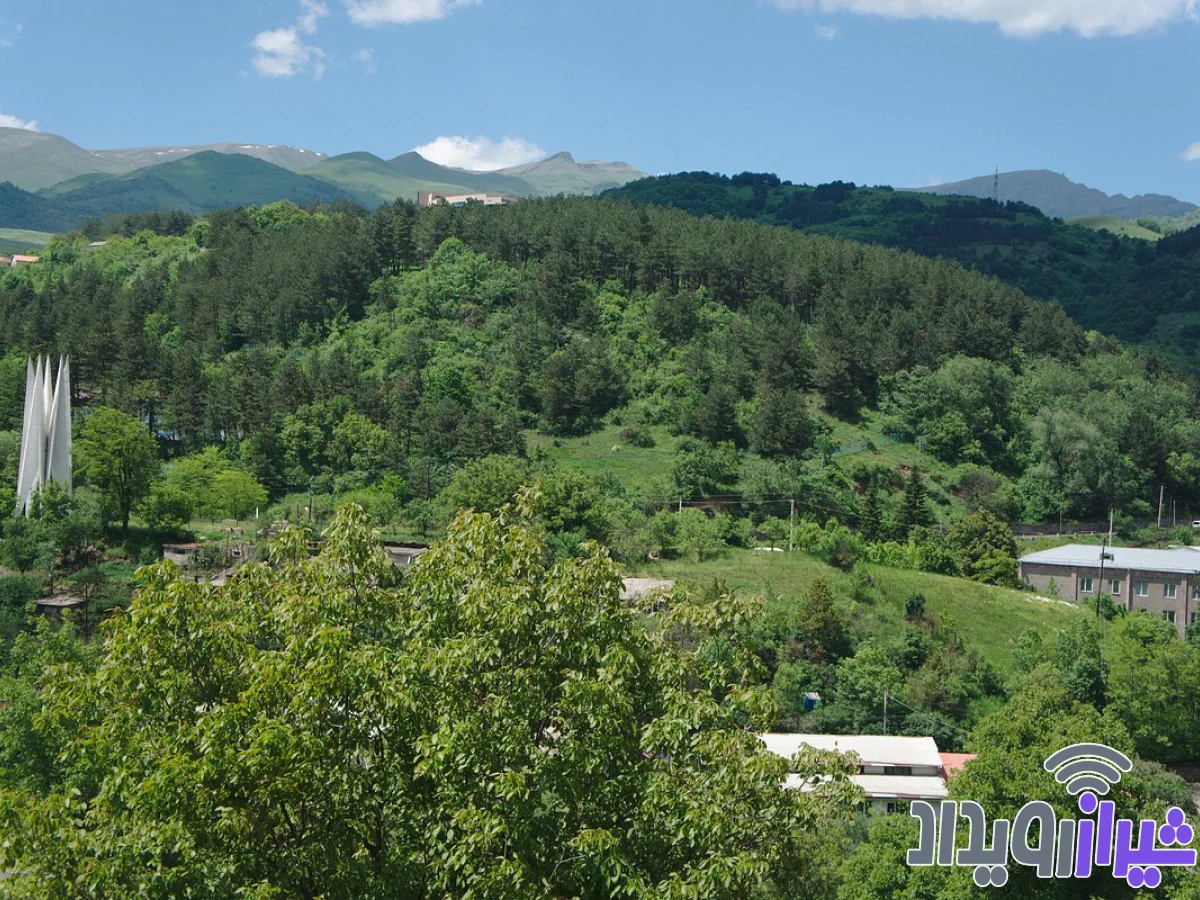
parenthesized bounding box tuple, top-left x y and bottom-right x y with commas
(0, 21, 21, 47)
(343, 0, 481, 27)
(414, 135, 545, 171)
(769, 0, 1200, 37)
(251, 27, 326, 78)
(0, 109, 37, 130)
(1184, 144, 1200, 162)
(251, 1, 330, 78)
(352, 47, 376, 72)
(816, 24, 838, 38)
(297, 0, 330, 33)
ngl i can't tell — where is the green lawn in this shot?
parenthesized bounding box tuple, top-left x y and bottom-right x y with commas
(525, 425, 684, 495)
(1068, 216, 1162, 241)
(629, 548, 1082, 676)
(0, 228, 53, 254)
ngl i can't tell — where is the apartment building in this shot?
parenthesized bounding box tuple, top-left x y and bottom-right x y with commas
(1019, 544, 1200, 637)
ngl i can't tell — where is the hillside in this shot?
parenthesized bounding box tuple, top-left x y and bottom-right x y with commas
(607, 172, 1200, 368)
(497, 151, 648, 195)
(0, 227, 53, 253)
(301, 151, 538, 207)
(0, 182, 81, 233)
(1069, 215, 1163, 241)
(914, 169, 1197, 220)
(386, 152, 538, 196)
(41, 152, 352, 219)
(0, 127, 127, 192)
(91, 142, 328, 172)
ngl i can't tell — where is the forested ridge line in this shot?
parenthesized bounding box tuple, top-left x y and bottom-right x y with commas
(607, 172, 1200, 368)
(1, 195, 1197, 533)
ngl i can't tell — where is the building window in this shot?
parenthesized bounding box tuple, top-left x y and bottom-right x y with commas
(1191, 611, 1198, 625)
(885, 802, 899, 815)
(1166, 584, 1178, 600)
(1108, 579, 1122, 595)
(1193, 585, 1200, 601)
(1135, 580, 1149, 597)
(883, 766, 913, 776)
(1081, 578, 1094, 594)
(1164, 611, 1178, 624)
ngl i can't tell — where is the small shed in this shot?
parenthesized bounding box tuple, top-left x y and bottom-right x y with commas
(163, 543, 200, 567)
(34, 596, 86, 620)
(383, 541, 430, 568)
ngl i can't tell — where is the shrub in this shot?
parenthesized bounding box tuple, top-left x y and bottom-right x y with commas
(619, 426, 656, 448)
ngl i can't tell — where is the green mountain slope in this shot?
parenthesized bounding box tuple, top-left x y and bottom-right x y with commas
(0, 127, 127, 192)
(0, 182, 81, 232)
(607, 172, 1200, 368)
(386, 152, 537, 196)
(497, 152, 648, 195)
(914, 169, 1196, 220)
(302, 151, 541, 206)
(91, 142, 328, 172)
(1069, 215, 1163, 241)
(48, 151, 352, 218)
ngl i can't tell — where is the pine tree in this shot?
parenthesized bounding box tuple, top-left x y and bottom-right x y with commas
(898, 470, 933, 539)
(860, 488, 883, 543)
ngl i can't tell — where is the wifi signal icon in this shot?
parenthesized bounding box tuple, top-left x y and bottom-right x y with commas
(1044, 744, 1133, 796)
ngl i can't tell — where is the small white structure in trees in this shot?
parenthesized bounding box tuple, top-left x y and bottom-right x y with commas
(16, 356, 72, 516)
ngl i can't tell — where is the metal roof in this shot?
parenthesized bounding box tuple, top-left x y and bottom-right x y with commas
(782, 773, 948, 799)
(761, 734, 943, 769)
(1019, 544, 1200, 575)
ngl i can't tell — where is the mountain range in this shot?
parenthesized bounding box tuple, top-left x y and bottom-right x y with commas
(0, 127, 649, 236)
(913, 169, 1197, 221)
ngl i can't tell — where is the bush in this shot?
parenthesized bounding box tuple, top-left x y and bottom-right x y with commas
(619, 426, 656, 448)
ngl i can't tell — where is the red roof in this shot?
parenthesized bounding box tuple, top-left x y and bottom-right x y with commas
(940, 753, 976, 779)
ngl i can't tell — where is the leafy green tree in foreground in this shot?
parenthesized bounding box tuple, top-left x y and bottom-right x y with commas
(0, 502, 860, 899)
(839, 668, 1197, 899)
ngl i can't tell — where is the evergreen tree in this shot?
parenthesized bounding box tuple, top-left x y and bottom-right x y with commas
(897, 471, 932, 539)
(859, 487, 883, 543)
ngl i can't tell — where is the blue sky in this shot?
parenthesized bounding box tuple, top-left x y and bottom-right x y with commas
(1, 0, 1197, 200)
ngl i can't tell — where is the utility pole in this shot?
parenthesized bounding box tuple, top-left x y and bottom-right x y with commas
(1109, 508, 1114, 544)
(789, 499, 796, 553)
(883, 688, 889, 735)
(1159, 485, 1166, 529)
(1097, 541, 1114, 620)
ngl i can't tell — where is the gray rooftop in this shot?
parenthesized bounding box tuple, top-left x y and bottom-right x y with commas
(761, 734, 943, 769)
(1020, 544, 1200, 575)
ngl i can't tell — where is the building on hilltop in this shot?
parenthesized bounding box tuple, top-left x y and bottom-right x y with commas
(761, 733, 954, 814)
(1019, 544, 1200, 637)
(417, 191, 517, 208)
(10, 254, 40, 266)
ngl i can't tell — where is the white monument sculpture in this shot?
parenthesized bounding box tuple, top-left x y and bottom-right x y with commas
(16, 356, 72, 516)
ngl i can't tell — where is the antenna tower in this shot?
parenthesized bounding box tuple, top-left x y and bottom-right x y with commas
(992, 167, 999, 204)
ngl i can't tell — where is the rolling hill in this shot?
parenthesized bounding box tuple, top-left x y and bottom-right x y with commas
(39, 152, 352, 220)
(300, 151, 539, 207)
(91, 142, 328, 172)
(386, 152, 539, 196)
(914, 169, 1196, 220)
(607, 172, 1200, 369)
(1068, 215, 1163, 241)
(0, 182, 80, 233)
(497, 152, 647, 195)
(0, 127, 129, 192)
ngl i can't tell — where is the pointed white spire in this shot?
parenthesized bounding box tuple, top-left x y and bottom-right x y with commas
(16, 355, 73, 516)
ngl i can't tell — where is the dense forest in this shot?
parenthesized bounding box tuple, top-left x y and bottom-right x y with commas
(608, 173, 1200, 367)
(3, 198, 1200, 896)
(2, 196, 1197, 531)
